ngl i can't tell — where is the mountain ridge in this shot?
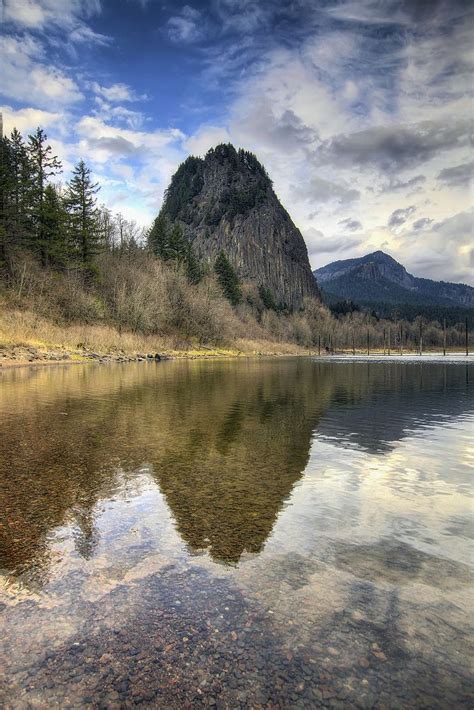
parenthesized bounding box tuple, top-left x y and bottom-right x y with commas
(314, 251, 474, 318)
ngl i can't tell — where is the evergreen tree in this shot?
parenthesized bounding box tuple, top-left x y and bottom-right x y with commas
(184, 243, 202, 284)
(214, 251, 241, 305)
(167, 223, 187, 261)
(0, 134, 13, 263)
(149, 217, 202, 283)
(28, 127, 62, 263)
(258, 284, 278, 311)
(41, 184, 68, 267)
(0, 128, 36, 262)
(148, 213, 168, 258)
(9, 128, 34, 242)
(65, 160, 100, 268)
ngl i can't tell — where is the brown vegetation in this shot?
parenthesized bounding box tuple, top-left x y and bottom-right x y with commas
(0, 248, 470, 366)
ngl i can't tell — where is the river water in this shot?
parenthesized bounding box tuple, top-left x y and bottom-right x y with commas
(0, 359, 473, 708)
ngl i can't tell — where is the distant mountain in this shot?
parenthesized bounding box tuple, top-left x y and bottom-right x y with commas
(158, 144, 320, 309)
(314, 251, 474, 322)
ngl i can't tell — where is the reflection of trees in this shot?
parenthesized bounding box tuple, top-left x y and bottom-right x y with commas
(0, 360, 472, 579)
(72, 506, 100, 560)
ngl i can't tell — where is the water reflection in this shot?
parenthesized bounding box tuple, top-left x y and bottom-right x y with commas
(0, 359, 473, 707)
(0, 360, 472, 573)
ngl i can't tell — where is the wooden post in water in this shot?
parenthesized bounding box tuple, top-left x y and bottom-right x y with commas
(400, 324, 403, 355)
(388, 326, 391, 355)
(352, 331, 355, 356)
(367, 328, 370, 356)
(318, 334, 321, 357)
(443, 319, 447, 356)
(383, 328, 386, 356)
(466, 317, 469, 356)
(419, 320, 423, 356)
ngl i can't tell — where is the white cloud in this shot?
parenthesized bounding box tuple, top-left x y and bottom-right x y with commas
(0, 34, 83, 107)
(93, 100, 146, 130)
(185, 126, 231, 155)
(90, 82, 146, 103)
(3, 0, 105, 40)
(290, 175, 360, 205)
(2, 0, 46, 27)
(76, 116, 184, 161)
(167, 5, 203, 43)
(395, 209, 474, 284)
(1, 105, 63, 136)
(71, 115, 188, 223)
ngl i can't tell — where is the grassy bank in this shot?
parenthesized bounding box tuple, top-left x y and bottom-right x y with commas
(0, 306, 310, 367)
(1, 306, 469, 369)
(1, 251, 470, 369)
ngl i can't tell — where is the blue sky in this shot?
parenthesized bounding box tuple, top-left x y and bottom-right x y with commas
(1, 0, 473, 283)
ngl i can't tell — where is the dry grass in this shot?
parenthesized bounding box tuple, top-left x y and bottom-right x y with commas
(0, 306, 309, 361)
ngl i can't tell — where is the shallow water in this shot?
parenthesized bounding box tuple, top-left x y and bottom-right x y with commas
(0, 359, 473, 708)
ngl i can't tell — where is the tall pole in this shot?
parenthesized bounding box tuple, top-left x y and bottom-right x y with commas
(419, 320, 423, 356)
(318, 334, 321, 357)
(388, 326, 391, 356)
(466, 317, 469, 357)
(443, 319, 446, 356)
(367, 328, 370, 356)
(400, 324, 403, 355)
(383, 328, 386, 356)
(352, 331, 355, 356)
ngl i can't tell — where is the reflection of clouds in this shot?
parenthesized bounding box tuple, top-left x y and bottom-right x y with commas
(262, 416, 474, 571)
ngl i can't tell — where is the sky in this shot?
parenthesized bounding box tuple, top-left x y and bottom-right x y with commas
(1, 0, 473, 284)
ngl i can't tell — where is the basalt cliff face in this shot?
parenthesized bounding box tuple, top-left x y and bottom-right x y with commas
(159, 144, 320, 309)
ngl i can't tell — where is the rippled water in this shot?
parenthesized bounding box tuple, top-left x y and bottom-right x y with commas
(0, 359, 473, 708)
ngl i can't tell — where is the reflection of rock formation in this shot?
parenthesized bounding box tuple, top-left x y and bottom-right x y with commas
(0, 361, 327, 574)
(316, 362, 473, 453)
(0, 360, 472, 578)
(151, 361, 325, 563)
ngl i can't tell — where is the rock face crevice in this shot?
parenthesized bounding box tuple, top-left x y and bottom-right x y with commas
(160, 144, 320, 309)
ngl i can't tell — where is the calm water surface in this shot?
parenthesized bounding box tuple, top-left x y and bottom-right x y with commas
(0, 359, 473, 708)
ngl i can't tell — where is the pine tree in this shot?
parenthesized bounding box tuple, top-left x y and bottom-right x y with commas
(149, 216, 202, 283)
(167, 223, 187, 261)
(0, 128, 37, 262)
(214, 251, 241, 305)
(185, 243, 202, 284)
(9, 128, 34, 242)
(65, 160, 100, 269)
(148, 213, 168, 258)
(41, 184, 68, 267)
(28, 127, 62, 264)
(259, 284, 278, 311)
(0, 134, 13, 263)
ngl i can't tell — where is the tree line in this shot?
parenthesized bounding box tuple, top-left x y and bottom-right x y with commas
(0, 127, 107, 272)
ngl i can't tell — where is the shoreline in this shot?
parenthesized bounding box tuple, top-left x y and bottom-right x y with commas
(1, 347, 471, 370)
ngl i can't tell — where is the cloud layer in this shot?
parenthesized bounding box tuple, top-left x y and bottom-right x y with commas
(1, 0, 473, 283)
